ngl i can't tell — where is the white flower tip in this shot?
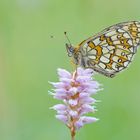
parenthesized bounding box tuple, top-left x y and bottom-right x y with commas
(48, 81, 57, 86)
(95, 118, 99, 122)
(98, 88, 104, 91)
(95, 100, 102, 103)
(48, 81, 52, 84)
(94, 109, 98, 112)
(69, 87, 78, 95)
(48, 91, 55, 95)
(68, 99, 78, 106)
(49, 106, 53, 109)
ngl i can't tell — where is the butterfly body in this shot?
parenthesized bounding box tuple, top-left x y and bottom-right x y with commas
(66, 21, 140, 77)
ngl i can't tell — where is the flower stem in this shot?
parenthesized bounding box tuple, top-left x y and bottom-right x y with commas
(71, 135, 75, 140)
(70, 117, 76, 140)
(71, 130, 75, 140)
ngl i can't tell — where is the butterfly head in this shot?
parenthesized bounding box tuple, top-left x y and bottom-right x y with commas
(66, 43, 80, 65)
(65, 43, 75, 57)
(64, 32, 80, 65)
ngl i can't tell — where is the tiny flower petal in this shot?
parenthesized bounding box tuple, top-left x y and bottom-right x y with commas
(69, 110, 78, 118)
(55, 115, 68, 124)
(77, 67, 93, 77)
(57, 110, 67, 115)
(83, 68, 94, 75)
(49, 82, 64, 88)
(69, 87, 78, 95)
(59, 78, 72, 83)
(76, 67, 84, 76)
(57, 68, 71, 78)
(80, 104, 95, 115)
(83, 88, 99, 95)
(51, 104, 67, 111)
(76, 76, 91, 82)
(54, 88, 67, 94)
(54, 93, 67, 100)
(68, 99, 78, 106)
(75, 120, 83, 130)
(80, 116, 99, 124)
(79, 92, 90, 98)
(80, 97, 96, 104)
(85, 81, 101, 89)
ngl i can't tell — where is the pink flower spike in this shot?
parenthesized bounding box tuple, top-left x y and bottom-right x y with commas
(49, 67, 102, 139)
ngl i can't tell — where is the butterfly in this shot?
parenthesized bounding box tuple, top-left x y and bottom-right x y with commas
(65, 21, 140, 78)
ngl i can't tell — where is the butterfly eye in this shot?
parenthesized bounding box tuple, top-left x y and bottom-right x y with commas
(69, 47, 74, 52)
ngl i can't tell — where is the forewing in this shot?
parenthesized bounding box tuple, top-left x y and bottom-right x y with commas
(78, 21, 140, 77)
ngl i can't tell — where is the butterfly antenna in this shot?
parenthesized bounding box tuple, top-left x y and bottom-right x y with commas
(64, 32, 72, 46)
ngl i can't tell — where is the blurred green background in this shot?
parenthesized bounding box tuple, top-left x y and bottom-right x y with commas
(0, 0, 140, 140)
